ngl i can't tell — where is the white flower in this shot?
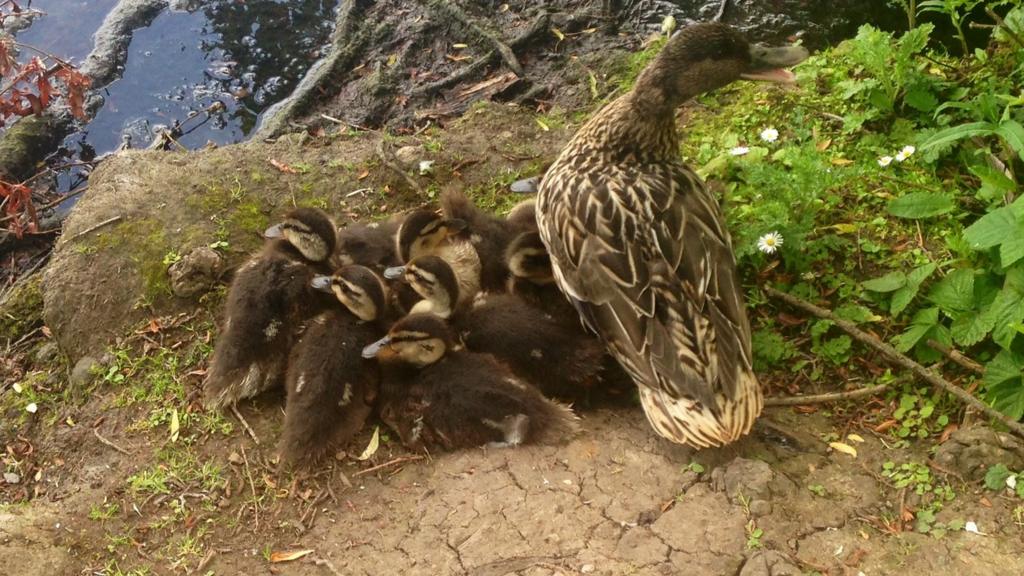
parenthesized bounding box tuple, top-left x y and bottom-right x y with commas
(877, 155, 893, 167)
(1008, 474, 1018, 490)
(760, 127, 779, 142)
(729, 146, 750, 156)
(25, 402, 38, 414)
(757, 231, 784, 254)
(895, 145, 915, 162)
(418, 160, 434, 175)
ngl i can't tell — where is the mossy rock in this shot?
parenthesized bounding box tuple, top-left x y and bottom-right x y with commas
(42, 104, 573, 358)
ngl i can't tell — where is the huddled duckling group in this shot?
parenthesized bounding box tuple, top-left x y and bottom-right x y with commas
(204, 191, 607, 468)
(204, 21, 810, 462)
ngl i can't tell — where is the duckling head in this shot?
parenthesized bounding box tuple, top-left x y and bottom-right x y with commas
(505, 231, 553, 285)
(362, 313, 454, 367)
(311, 265, 388, 322)
(634, 22, 809, 109)
(395, 209, 468, 262)
(264, 207, 338, 262)
(385, 255, 459, 318)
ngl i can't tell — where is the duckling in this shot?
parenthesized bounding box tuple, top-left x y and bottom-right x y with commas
(362, 313, 580, 451)
(504, 230, 579, 328)
(396, 255, 605, 400)
(505, 198, 537, 231)
(204, 207, 338, 409)
(336, 218, 402, 271)
(439, 189, 529, 291)
(535, 22, 808, 447)
(389, 208, 481, 306)
(279, 265, 390, 467)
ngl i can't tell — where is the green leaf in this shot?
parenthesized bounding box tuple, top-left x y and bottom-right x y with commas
(996, 120, 1024, 161)
(968, 163, 1017, 204)
(887, 192, 955, 219)
(983, 351, 1024, 420)
(863, 270, 907, 293)
(984, 464, 1012, 491)
(964, 206, 1018, 250)
(834, 303, 880, 324)
(891, 263, 937, 315)
(919, 121, 996, 152)
(904, 86, 938, 113)
(928, 269, 975, 315)
(893, 307, 940, 352)
(950, 309, 994, 347)
(1001, 235, 1024, 268)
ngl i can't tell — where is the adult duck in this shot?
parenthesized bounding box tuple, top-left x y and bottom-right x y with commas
(535, 22, 807, 447)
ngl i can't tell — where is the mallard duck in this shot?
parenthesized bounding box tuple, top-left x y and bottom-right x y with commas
(440, 189, 532, 291)
(362, 313, 580, 450)
(204, 207, 339, 409)
(336, 218, 402, 271)
(395, 255, 605, 400)
(279, 265, 390, 467)
(535, 23, 808, 448)
(389, 208, 481, 306)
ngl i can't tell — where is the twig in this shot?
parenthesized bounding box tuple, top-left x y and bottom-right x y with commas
(764, 383, 890, 406)
(240, 445, 260, 531)
(713, 0, 729, 22)
(0, 185, 88, 225)
(230, 404, 260, 445)
(764, 286, 1024, 441)
(195, 549, 216, 573)
(352, 455, 425, 477)
(64, 215, 121, 243)
(987, 7, 1024, 51)
(314, 557, 344, 576)
(425, 0, 523, 76)
(926, 339, 984, 375)
(375, 139, 423, 195)
(93, 427, 131, 455)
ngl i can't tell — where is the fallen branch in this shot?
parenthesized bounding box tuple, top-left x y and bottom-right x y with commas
(64, 214, 121, 243)
(230, 404, 261, 445)
(375, 139, 423, 195)
(353, 455, 425, 477)
(93, 427, 131, 455)
(764, 286, 1024, 440)
(240, 445, 260, 532)
(926, 339, 984, 375)
(764, 383, 889, 407)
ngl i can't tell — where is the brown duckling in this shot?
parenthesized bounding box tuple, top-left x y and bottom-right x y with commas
(279, 265, 390, 467)
(504, 230, 580, 328)
(362, 313, 580, 451)
(389, 208, 481, 306)
(204, 207, 338, 409)
(336, 218, 402, 271)
(440, 189, 531, 291)
(396, 255, 605, 400)
(505, 198, 537, 231)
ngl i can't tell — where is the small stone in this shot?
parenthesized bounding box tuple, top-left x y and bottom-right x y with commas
(168, 247, 225, 298)
(393, 145, 421, 167)
(3, 472, 20, 484)
(34, 341, 60, 364)
(580, 565, 595, 574)
(25, 402, 38, 414)
(70, 356, 101, 387)
(748, 499, 772, 518)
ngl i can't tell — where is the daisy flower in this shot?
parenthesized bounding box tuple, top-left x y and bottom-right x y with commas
(760, 127, 779, 143)
(757, 231, 784, 254)
(729, 146, 750, 156)
(877, 155, 893, 167)
(895, 145, 915, 162)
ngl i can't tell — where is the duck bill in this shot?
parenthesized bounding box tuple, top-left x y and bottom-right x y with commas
(310, 275, 333, 292)
(509, 176, 540, 194)
(263, 223, 284, 239)
(741, 45, 809, 84)
(383, 265, 406, 280)
(362, 335, 391, 359)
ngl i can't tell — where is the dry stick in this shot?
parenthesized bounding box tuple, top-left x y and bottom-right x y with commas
(240, 445, 260, 531)
(93, 427, 131, 455)
(64, 215, 121, 243)
(764, 286, 1024, 440)
(713, 0, 730, 22)
(764, 383, 890, 407)
(926, 338, 984, 375)
(230, 404, 261, 445)
(375, 139, 423, 195)
(987, 7, 1024, 51)
(353, 455, 426, 477)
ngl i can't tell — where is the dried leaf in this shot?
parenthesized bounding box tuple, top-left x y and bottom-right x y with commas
(452, 43, 468, 49)
(386, 53, 398, 66)
(535, 118, 550, 132)
(831, 158, 854, 166)
(357, 426, 380, 461)
(269, 159, 299, 174)
(551, 28, 565, 41)
(445, 54, 471, 63)
(357, 168, 370, 180)
(828, 441, 857, 458)
(816, 138, 832, 151)
(170, 408, 180, 443)
(846, 434, 865, 443)
(269, 549, 314, 563)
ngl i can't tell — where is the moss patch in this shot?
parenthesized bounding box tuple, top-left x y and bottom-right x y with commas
(0, 275, 44, 342)
(89, 219, 174, 305)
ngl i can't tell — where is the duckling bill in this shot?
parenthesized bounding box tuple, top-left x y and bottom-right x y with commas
(536, 23, 808, 448)
(363, 314, 580, 451)
(204, 207, 338, 409)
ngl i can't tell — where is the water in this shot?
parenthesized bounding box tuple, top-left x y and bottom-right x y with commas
(13, 0, 338, 191)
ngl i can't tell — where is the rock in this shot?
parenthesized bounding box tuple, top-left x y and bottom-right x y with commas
(739, 550, 801, 576)
(933, 426, 1024, 481)
(70, 356, 101, 387)
(748, 499, 772, 518)
(716, 457, 775, 502)
(3, 472, 20, 484)
(393, 145, 422, 168)
(34, 342, 60, 364)
(167, 246, 225, 298)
